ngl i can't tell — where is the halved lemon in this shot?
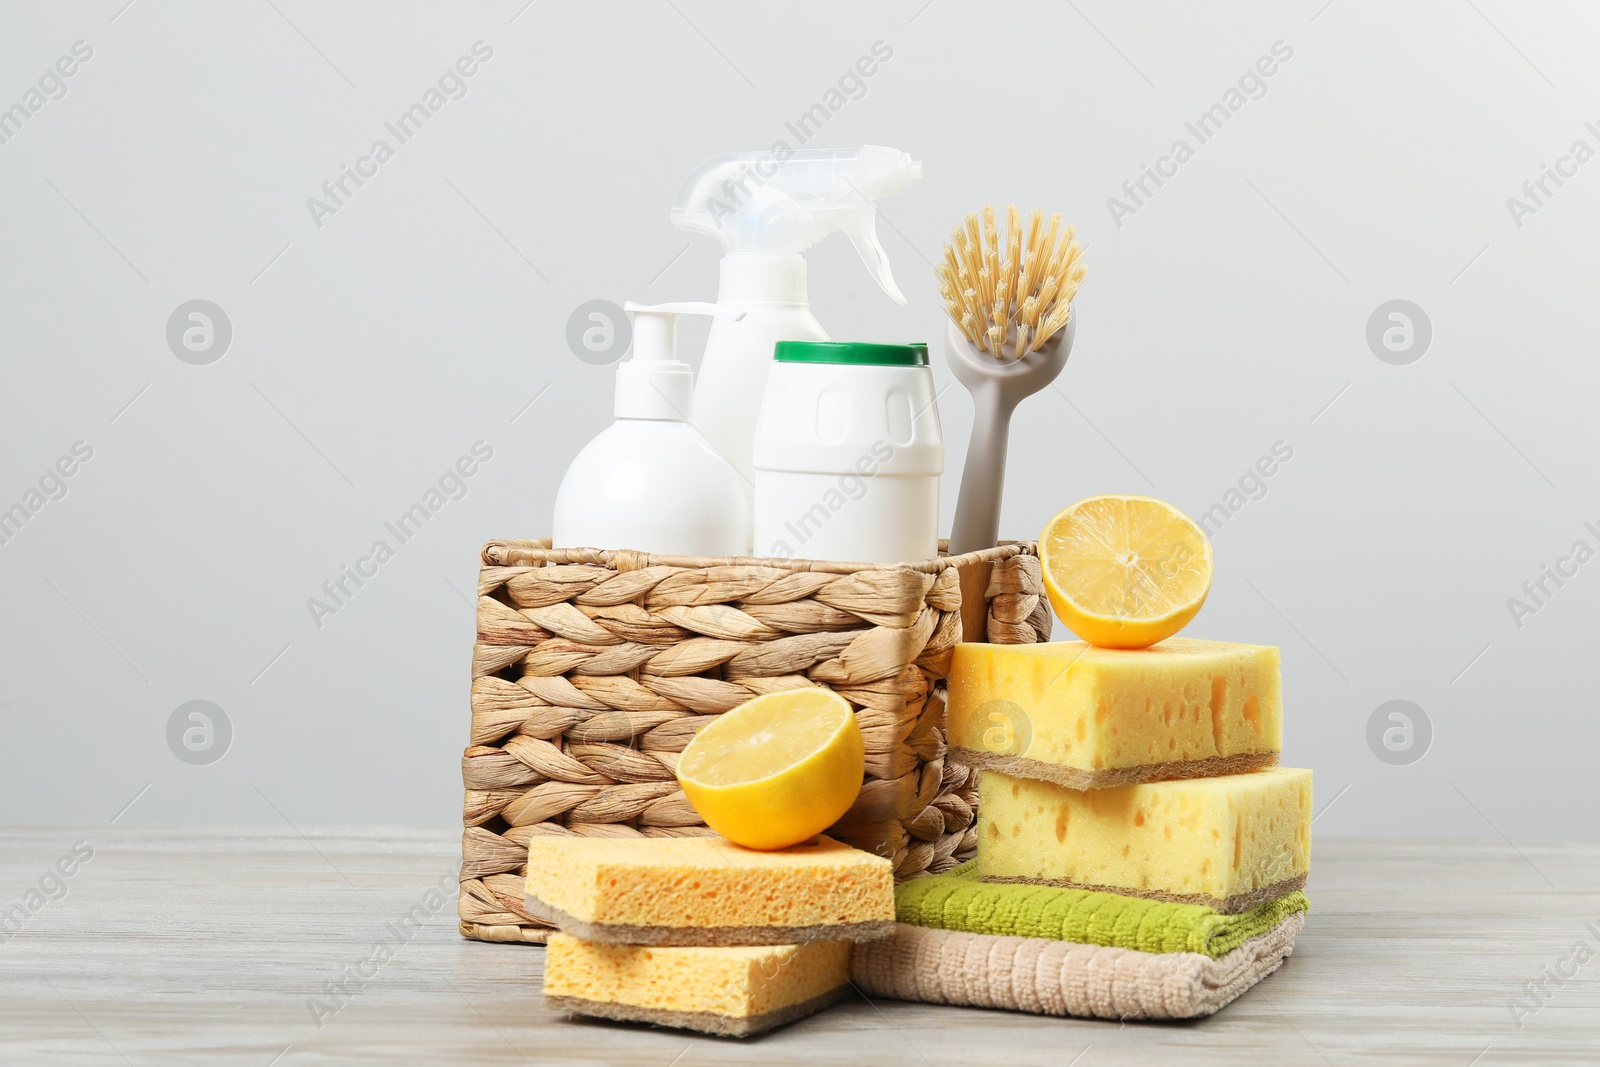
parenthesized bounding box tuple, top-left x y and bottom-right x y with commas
(675, 688, 864, 851)
(1039, 495, 1212, 649)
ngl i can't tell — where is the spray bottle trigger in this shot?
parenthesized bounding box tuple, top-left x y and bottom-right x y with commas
(845, 213, 907, 305)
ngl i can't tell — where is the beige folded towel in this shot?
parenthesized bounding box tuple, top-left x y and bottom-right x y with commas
(851, 912, 1303, 1020)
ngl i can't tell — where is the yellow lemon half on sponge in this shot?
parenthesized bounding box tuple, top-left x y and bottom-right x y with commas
(1039, 494, 1212, 650)
(676, 688, 864, 851)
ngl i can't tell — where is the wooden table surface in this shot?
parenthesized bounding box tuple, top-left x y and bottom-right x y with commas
(2, 826, 1596, 1065)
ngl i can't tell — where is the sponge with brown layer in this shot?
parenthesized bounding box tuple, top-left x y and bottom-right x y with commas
(978, 767, 1312, 913)
(948, 638, 1283, 789)
(524, 834, 894, 946)
(544, 935, 852, 1038)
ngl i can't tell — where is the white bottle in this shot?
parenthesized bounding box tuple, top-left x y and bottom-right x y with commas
(672, 146, 924, 486)
(752, 341, 943, 564)
(553, 302, 751, 556)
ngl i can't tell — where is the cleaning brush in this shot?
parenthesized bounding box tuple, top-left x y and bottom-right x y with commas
(942, 205, 1086, 558)
(938, 205, 1087, 361)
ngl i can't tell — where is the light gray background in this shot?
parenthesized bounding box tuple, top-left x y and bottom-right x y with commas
(1, 1, 1593, 840)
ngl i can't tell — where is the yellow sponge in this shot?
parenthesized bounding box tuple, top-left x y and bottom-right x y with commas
(543, 934, 852, 1038)
(524, 834, 893, 945)
(948, 638, 1282, 788)
(978, 767, 1312, 913)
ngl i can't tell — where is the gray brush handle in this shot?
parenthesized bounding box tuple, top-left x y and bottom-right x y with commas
(949, 381, 1015, 556)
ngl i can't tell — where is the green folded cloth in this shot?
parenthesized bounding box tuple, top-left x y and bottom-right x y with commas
(897, 861, 1308, 959)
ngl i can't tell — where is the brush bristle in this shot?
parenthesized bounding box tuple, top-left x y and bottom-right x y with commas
(939, 204, 1086, 360)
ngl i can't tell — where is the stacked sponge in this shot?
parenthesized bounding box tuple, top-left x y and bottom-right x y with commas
(853, 637, 1312, 1019)
(952, 638, 1311, 910)
(530, 834, 894, 1037)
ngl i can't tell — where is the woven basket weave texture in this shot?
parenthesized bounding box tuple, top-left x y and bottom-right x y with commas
(459, 539, 1050, 943)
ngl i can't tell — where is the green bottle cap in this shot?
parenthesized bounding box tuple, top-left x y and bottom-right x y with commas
(773, 341, 929, 367)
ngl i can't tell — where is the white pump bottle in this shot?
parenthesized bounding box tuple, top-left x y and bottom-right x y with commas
(552, 301, 751, 556)
(672, 145, 923, 484)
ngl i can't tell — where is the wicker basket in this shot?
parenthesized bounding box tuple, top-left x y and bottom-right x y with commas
(457, 538, 1050, 943)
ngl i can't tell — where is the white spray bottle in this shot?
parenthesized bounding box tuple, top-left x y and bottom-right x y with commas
(552, 301, 751, 556)
(672, 145, 923, 483)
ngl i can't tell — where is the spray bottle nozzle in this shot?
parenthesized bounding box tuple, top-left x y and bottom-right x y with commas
(671, 145, 922, 305)
(615, 301, 746, 421)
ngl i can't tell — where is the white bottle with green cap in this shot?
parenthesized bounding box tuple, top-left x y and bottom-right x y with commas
(752, 341, 943, 564)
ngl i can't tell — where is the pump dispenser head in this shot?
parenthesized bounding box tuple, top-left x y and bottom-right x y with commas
(616, 301, 745, 420)
(672, 145, 923, 304)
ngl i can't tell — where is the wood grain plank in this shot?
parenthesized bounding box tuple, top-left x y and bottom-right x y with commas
(1, 827, 1596, 1065)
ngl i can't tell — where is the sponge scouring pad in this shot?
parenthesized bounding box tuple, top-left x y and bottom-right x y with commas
(543, 934, 852, 1037)
(524, 834, 894, 946)
(948, 638, 1282, 789)
(978, 767, 1312, 913)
